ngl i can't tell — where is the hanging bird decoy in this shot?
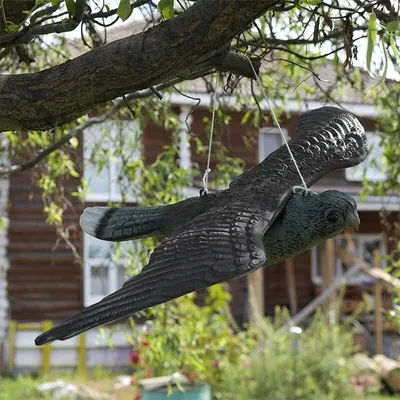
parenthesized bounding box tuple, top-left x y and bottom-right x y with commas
(35, 106, 368, 346)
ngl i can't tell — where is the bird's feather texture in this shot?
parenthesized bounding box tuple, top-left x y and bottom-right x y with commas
(35, 106, 367, 345)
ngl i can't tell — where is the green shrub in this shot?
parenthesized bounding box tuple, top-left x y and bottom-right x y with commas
(128, 284, 257, 397)
(219, 308, 359, 400)
(128, 285, 361, 400)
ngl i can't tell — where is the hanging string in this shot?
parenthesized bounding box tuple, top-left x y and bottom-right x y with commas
(202, 72, 219, 194)
(244, 55, 308, 191)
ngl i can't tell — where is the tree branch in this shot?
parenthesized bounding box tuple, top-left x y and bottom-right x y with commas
(0, 72, 213, 176)
(215, 51, 260, 79)
(0, 0, 280, 132)
(0, 21, 79, 47)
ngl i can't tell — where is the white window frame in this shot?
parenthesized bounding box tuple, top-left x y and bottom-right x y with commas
(83, 233, 133, 307)
(346, 132, 386, 182)
(83, 121, 141, 203)
(258, 127, 288, 162)
(84, 234, 119, 306)
(311, 233, 387, 286)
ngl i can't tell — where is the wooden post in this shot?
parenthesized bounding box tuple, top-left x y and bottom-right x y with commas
(248, 269, 264, 320)
(322, 239, 336, 310)
(42, 320, 53, 374)
(373, 250, 383, 355)
(285, 258, 297, 314)
(77, 333, 86, 374)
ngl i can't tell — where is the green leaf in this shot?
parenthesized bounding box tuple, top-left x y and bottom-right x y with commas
(374, 39, 388, 87)
(69, 168, 79, 178)
(386, 20, 400, 35)
(241, 110, 252, 125)
(65, 0, 76, 16)
(366, 12, 377, 72)
(158, 0, 174, 20)
(69, 137, 79, 148)
(390, 34, 400, 58)
(6, 22, 19, 33)
(117, 0, 131, 22)
(368, 12, 377, 43)
(307, 0, 321, 5)
(115, 243, 122, 261)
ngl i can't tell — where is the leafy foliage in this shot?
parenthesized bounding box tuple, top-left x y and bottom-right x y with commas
(128, 285, 255, 397)
(128, 291, 364, 400)
(219, 308, 359, 400)
(361, 82, 400, 330)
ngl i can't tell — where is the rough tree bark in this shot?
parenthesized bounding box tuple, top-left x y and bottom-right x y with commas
(0, 0, 280, 132)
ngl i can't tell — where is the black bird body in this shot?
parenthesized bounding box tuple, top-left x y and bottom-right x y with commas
(35, 106, 368, 346)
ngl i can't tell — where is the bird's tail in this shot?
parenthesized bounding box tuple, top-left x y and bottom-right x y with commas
(80, 205, 167, 241)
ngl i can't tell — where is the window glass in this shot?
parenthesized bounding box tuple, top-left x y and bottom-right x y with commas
(83, 121, 141, 201)
(84, 233, 141, 306)
(259, 128, 287, 161)
(262, 133, 282, 158)
(90, 266, 109, 296)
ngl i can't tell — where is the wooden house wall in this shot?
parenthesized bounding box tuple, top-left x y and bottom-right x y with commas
(7, 171, 83, 321)
(6, 107, 389, 322)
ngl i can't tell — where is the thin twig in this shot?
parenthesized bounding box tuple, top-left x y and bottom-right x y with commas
(0, 0, 152, 48)
(173, 86, 202, 132)
(150, 86, 163, 100)
(122, 95, 136, 118)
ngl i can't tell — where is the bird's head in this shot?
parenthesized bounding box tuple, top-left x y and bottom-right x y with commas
(305, 189, 360, 240)
(263, 189, 360, 266)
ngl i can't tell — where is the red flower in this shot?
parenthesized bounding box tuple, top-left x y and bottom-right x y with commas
(183, 372, 196, 382)
(142, 338, 149, 347)
(130, 350, 140, 365)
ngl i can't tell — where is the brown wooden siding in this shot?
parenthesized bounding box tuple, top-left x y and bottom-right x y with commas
(7, 171, 83, 321)
(143, 118, 173, 164)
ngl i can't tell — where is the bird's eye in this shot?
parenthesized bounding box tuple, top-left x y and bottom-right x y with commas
(325, 211, 339, 223)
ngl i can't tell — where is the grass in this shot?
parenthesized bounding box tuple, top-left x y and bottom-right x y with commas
(0, 370, 137, 400)
(0, 372, 397, 400)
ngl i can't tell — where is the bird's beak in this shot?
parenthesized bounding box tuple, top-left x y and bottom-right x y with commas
(345, 212, 360, 233)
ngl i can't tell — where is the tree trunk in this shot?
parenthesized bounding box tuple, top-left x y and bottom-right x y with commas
(374, 354, 400, 392)
(352, 353, 379, 375)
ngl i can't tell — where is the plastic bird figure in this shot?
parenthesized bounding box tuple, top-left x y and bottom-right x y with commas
(35, 106, 367, 345)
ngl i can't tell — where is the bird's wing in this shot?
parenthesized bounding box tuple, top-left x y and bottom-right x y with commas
(230, 106, 368, 191)
(35, 106, 367, 345)
(35, 192, 270, 345)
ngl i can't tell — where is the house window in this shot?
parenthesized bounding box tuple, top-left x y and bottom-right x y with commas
(83, 234, 142, 306)
(345, 133, 386, 182)
(259, 127, 287, 161)
(83, 121, 141, 202)
(83, 120, 142, 306)
(311, 234, 386, 286)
